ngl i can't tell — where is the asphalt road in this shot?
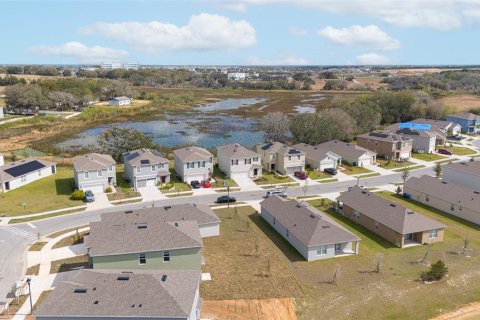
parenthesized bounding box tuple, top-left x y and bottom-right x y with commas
(0, 166, 435, 306)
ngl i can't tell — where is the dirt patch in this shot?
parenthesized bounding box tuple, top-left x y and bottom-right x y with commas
(431, 302, 480, 320)
(201, 298, 297, 320)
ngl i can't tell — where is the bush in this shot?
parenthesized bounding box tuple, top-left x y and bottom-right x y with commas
(71, 190, 85, 200)
(105, 186, 113, 193)
(421, 260, 448, 282)
(159, 182, 174, 191)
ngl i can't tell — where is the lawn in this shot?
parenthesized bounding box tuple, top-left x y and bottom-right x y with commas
(106, 166, 140, 201)
(26, 264, 40, 276)
(443, 146, 477, 156)
(377, 159, 416, 169)
(50, 255, 89, 274)
(0, 166, 83, 217)
(412, 153, 447, 162)
(159, 169, 192, 194)
(305, 169, 330, 180)
(254, 171, 295, 185)
(211, 166, 238, 189)
(52, 231, 88, 249)
(29, 242, 47, 251)
(201, 206, 304, 300)
(392, 164, 425, 172)
(340, 163, 372, 175)
(9, 208, 86, 224)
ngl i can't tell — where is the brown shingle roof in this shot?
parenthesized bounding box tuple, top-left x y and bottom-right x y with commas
(316, 140, 375, 159)
(444, 161, 480, 177)
(35, 269, 200, 318)
(217, 143, 259, 159)
(260, 196, 360, 247)
(73, 153, 115, 171)
(173, 146, 213, 162)
(337, 187, 445, 234)
(293, 143, 340, 162)
(257, 142, 305, 156)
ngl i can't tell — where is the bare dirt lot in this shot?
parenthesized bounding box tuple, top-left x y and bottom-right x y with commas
(431, 302, 480, 320)
(201, 298, 297, 320)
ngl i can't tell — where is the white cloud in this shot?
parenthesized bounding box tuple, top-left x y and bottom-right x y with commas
(248, 54, 308, 65)
(289, 27, 308, 36)
(354, 53, 390, 65)
(28, 42, 128, 63)
(318, 25, 400, 50)
(79, 13, 257, 52)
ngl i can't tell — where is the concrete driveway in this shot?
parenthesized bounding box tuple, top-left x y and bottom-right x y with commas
(138, 186, 167, 201)
(86, 192, 112, 210)
(233, 176, 262, 191)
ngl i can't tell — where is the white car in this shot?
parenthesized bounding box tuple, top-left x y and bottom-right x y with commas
(265, 189, 287, 198)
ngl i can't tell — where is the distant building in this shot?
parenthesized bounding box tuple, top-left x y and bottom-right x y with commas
(102, 62, 139, 70)
(108, 96, 132, 106)
(447, 112, 480, 133)
(0, 158, 56, 193)
(383, 125, 437, 154)
(227, 72, 248, 81)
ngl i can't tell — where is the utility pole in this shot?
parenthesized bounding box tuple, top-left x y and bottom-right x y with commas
(26, 277, 33, 315)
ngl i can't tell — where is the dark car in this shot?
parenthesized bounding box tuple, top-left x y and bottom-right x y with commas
(294, 171, 308, 180)
(324, 167, 338, 175)
(190, 180, 201, 189)
(216, 195, 236, 203)
(84, 190, 95, 203)
(437, 148, 453, 155)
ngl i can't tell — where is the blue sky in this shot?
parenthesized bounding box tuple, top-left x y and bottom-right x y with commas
(2, 0, 480, 65)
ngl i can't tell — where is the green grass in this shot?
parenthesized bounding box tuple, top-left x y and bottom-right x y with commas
(254, 171, 294, 185)
(9, 208, 85, 224)
(443, 146, 477, 156)
(0, 166, 84, 217)
(166, 192, 194, 198)
(340, 163, 372, 175)
(356, 172, 381, 178)
(50, 255, 89, 274)
(107, 166, 140, 201)
(52, 231, 88, 249)
(211, 166, 238, 188)
(392, 165, 425, 172)
(159, 169, 192, 193)
(412, 153, 447, 161)
(318, 178, 338, 183)
(112, 198, 143, 205)
(377, 159, 415, 169)
(26, 264, 40, 276)
(435, 158, 458, 165)
(46, 225, 89, 239)
(33, 290, 53, 312)
(305, 169, 330, 180)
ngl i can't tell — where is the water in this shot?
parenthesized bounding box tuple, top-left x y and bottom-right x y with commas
(194, 98, 267, 112)
(294, 105, 317, 113)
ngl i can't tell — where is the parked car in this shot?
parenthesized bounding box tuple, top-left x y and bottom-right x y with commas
(324, 167, 338, 175)
(447, 135, 463, 141)
(216, 195, 236, 203)
(437, 148, 453, 155)
(294, 171, 308, 180)
(84, 190, 95, 203)
(265, 189, 287, 198)
(190, 180, 201, 189)
(201, 181, 212, 188)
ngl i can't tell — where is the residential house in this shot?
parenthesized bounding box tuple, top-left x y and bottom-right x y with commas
(35, 269, 202, 320)
(410, 118, 461, 136)
(216, 143, 262, 179)
(356, 131, 413, 160)
(108, 96, 132, 106)
(337, 187, 445, 247)
(86, 209, 205, 270)
(405, 175, 480, 225)
(123, 148, 170, 189)
(443, 161, 480, 191)
(173, 147, 214, 183)
(260, 196, 360, 261)
(383, 126, 437, 154)
(73, 153, 116, 193)
(447, 112, 480, 133)
(293, 143, 341, 171)
(0, 157, 56, 193)
(316, 140, 376, 167)
(256, 142, 306, 175)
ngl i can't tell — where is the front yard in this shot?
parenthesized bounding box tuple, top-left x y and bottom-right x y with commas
(377, 159, 415, 169)
(211, 166, 238, 189)
(159, 169, 192, 194)
(412, 153, 447, 161)
(254, 171, 295, 185)
(305, 168, 330, 180)
(442, 146, 477, 156)
(340, 163, 373, 175)
(0, 166, 83, 216)
(106, 166, 140, 201)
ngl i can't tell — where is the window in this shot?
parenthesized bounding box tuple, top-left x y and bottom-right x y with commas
(451, 203, 455, 211)
(208, 157, 213, 163)
(136, 166, 141, 173)
(335, 243, 342, 251)
(273, 218, 276, 225)
(97, 170, 103, 177)
(187, 162, 191, 169)
(374, 221, 379, 229)
(190, 162, 195, 168)
(297, 155, 301, 160)
(201, 161, 206, 168)
(84, 171, 89, 179)
(426, 195, 429, 202)
(231, 159, 235, 165)
(288, 156, 292, 161)
(163, 251, 170, 262)
(197, 161, 201, 168)
(21, 175, 27, 182)
(286, 229, 289, 237)
(108, 165, 113, 172)
(317, 245, 327, 256)
(245, 158, 252, 165)
(253, 157, 259, 162)
(429, 229, 438, 239)
(139, 253, 146, 265)
(38, 170, 42, 177)
(353, 210, 360, 220)
(151, 165, 156, 172)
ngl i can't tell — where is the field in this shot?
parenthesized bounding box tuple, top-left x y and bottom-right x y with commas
(201, 298, 297, 320)
(440, 95, 480, 112)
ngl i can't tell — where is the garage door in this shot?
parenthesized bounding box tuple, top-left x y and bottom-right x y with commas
(357, 159, 371, 167)
(399, 152, 410, 159)
(186, 175, 206, 183)
(83, 184, 104, 194)
(230, 172, 249, 179)
(136, 179, 146, 188)
(146, 178, 156, 187)
(286, 166, 303, 174)
(319, 161, 336, 171)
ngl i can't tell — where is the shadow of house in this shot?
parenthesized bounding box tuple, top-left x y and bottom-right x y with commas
(54, 178, 75, 195)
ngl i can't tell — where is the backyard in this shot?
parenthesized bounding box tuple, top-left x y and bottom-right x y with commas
(0, 165, 83, 216)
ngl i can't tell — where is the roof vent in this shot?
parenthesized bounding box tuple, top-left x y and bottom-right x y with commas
(93, 287, 96, 291)
(474, 191, 480, 194)
(407, 211, 414, 215)
(74, 288, 87, 293)
(164, 205, 172, 210)
(138, 304, 142, 308)
(125, 210, 133, 214)
(138, 223, 147, 229)
(193, 204, 197, 207)
(310, 214, 316, 219)
(93, 301, 99, 305)
(442, 181, 447, 184)
(390, 204, 396, 207)
(361, 191, 367, 194)
(296, 204, 302, 208)
(117, 276, 130, 281)
(161, 275, 167, 282)
(174, 222, 179, 227)
(322, 225, 330, 229)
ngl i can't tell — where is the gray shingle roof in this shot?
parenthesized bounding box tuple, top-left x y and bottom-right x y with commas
(111, 96, 131, 101)
(293, 143, 341, 162)
(337, 187, 445, 234)
(173, 146, 213, 162)
(406, 175, 480, 213)
(316, 140, 376, 159)
(87, 209, 203, 256)
(0, 158, 56, 183)
(357, 131, 412, 143)
(257, 142, 305, 156)
(73, 153, 115, 171)
(445, 161, 480, 177)
(35, 269, 200, 318)
(123, 148, 168, 167)
(217, 143, 259, 159)
(260, 196, 360, 247)
(410, 118, 456, 131)
(448, 112, 479, 121)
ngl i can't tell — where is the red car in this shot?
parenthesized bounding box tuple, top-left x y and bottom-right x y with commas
(294, 171, 308, 180)
(201, 181, 212, 188)
(437, 148, 452, 156)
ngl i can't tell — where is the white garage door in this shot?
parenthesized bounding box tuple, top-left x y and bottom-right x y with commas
(286, 166, 303, 174)
(186, 175, 206, 183)
(146, 178, 156, 187)
(319, 161, 336, 171)
(400, 152, 410, 159)
(230, 171, 249, 179)
(83, 185, 104, 194)
(136, 179, 146, 188)
(357, 159, 371, 167)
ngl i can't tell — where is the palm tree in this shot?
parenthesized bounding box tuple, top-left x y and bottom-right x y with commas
(433, 162, 442, 178)
(401, 165, 410, 193)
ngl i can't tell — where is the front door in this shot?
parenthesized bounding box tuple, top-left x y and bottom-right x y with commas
(405, 233, 413, 241)
(270, 164, 275, 171)
(253, 168, 258, 176)
(161, 175, 166, 184)
(5, 182, 10, 191)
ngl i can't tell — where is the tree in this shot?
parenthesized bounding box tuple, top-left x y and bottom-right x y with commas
(433, 162, 442, 178)
(420, 260, 448, 282)
(261, 112, 290, 143)
(332, 97, 381, 134)
(401, 165, 410, 192)
(48, 91, 77, 111)
(97, 127, 155, 162)
(5, 84, 51, 110)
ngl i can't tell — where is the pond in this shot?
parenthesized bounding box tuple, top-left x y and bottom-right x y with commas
(294, 105, 317, 113)
(194, 98, 267, 112)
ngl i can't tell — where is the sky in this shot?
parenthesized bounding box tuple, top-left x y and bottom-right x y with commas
(2, 0, 480, 65)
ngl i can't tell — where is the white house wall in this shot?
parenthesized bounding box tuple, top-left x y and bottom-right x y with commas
(3, 165, 55, 192)
(199, 223, 220, 237)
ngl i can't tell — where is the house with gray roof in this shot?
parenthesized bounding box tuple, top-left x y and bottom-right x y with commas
(123, 148, 170, 189)
(73, 153, 116, 193)
(260, 196, 360, 260)
(216, 143, 262, 179)
(173, 147, 214, 183)
(316, 140, 376, 167)
(0, 157, 56, 193)
(337, 187, 445, 248)
(405, 175, 480, 226)
(356, 131, 413, 160)
(293, 143, 341, 171)
(410, 118, 461, 137)
(256, 142, 306, 175)
(108, 96, 132, 106)
(384, 124, 437, 154)
(35, 269, 202, 320)
(447, 112, 480, 133)
(443, 161, 480, 191)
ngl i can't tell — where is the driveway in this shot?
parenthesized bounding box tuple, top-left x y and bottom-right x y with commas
(138, 186, 167, 202)
(86, 192, 112, 210)
(233, 176, 262, 191)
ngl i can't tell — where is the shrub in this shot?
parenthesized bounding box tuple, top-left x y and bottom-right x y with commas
(105, 186, 113, 193)
(421, 260, 448, 282)
(71, 189, 85, 200)
(159, 182, 174, 191)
